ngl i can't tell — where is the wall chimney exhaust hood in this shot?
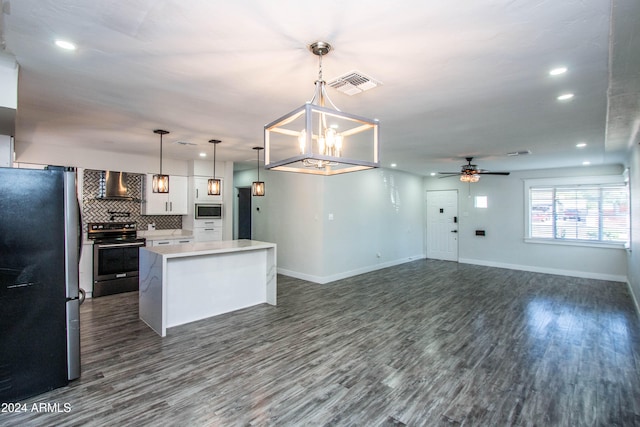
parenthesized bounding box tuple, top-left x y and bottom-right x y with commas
(97, 171, 134, 200)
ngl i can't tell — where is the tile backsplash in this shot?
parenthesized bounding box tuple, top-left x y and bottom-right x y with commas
(81, 169, 181, 233)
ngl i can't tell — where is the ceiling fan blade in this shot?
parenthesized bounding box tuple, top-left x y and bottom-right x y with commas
(437, 174, 461, 179)
(477, 172, 510, 175)
(437, 172, 461, 175)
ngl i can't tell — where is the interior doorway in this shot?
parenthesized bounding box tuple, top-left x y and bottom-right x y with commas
(426, 190, 459, 261)
(237, 187, 252, 239)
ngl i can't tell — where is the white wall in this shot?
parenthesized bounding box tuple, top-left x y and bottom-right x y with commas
(0, 135, 13, 167)
(627, 143, 640, 311)
(234, 167, 326, 278)
(234, 167, 425, 283)
(14, 142, 189, 176)
(0, 53, 18, 110)
(320, 169, 424, 280)
(425, 165, 628, 282)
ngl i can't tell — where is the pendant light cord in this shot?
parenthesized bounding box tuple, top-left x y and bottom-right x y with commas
(159, 133, 163, 174)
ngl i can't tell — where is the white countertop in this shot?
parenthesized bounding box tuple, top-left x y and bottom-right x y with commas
(138, 229, 194, 241)
(140, 239, 276, 258)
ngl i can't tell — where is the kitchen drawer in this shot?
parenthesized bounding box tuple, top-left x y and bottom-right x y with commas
(150, 238, 194, 247)
(194, 219, 222, 228)
(151, 239, 174, 246)
(173, 238, 194, 245)
(193, 228, 222, 242)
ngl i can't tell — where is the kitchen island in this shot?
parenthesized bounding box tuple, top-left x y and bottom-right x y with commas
(139, 239, 276, 337)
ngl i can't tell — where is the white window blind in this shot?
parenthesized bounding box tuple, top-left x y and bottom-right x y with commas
(528, 184, 629, 244)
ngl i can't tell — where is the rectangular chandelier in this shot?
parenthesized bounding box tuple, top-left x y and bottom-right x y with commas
(264, 41, 380, 176)
(264, 103, 379, 176)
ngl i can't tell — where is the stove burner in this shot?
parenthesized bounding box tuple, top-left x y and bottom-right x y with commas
(88, 222, 137, 233)
(87, 222, 140, 242)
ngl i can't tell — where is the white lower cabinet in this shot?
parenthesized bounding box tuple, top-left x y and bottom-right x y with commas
(151, 240, 173, 247)
(193, 219, 222, 242)
(193, 228, 222, 242)
(148, 237, 194, 247)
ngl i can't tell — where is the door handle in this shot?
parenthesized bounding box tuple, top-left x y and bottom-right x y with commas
(451, 230, 458, 233)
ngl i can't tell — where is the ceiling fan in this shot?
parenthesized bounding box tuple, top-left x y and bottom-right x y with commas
(438, 157, 510, 182)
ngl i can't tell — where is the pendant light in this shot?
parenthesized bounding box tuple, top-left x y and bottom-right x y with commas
(207, 139, 221, 196)
(252, 146, 265, 196)
(152, 129, 170, 193)
(264, 41, 380, 175)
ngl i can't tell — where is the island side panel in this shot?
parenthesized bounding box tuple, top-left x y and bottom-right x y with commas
(165, 249, 268, 329)
(266, 245, 277, 305)
(139, 248, 167, 337)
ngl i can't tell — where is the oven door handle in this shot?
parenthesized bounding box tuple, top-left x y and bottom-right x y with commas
(97, 242, 145, 249)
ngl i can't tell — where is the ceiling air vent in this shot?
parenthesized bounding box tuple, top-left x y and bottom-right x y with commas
(327, 71, 381, 96)
(507, 150, 531, 157)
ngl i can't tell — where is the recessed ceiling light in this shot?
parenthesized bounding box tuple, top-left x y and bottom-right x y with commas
(549, 67, 567, 76)
(55, 39, 77, 50)
(582, 161, 591, 166)
(390, 163, 397, 168)
(199, 152, 206, 157)
(430, 172, 436, 176)
(557, 93, 574, 101)
(576, 142, 587, 148)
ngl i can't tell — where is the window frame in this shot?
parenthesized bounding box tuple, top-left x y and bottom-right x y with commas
(523, 175, 629, 249)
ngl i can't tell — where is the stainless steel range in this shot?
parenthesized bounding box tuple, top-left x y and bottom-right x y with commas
(88, 222, 146, 297)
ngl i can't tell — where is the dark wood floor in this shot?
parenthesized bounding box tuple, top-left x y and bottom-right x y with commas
(3, 260, 640, 426)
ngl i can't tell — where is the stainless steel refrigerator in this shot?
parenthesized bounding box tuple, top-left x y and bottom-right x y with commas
(0, 166, 81, 401)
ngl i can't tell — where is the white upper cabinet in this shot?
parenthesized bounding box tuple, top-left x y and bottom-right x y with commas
(141, 174, 188, 215)
(193, 176, 223, 203)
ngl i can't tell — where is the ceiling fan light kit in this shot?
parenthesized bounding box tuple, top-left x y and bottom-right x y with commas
(264, 41, 380, 176)
(438, 157, 510, 183)
(460, 174, 481, 183)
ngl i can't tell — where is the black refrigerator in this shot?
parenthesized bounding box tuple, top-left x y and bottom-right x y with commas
(0, 166, 81, 401)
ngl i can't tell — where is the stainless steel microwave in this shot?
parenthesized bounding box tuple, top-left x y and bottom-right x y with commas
(195, 203, 222, 219)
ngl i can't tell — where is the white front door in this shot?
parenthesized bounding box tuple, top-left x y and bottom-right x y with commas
(426, 190, 459, 261)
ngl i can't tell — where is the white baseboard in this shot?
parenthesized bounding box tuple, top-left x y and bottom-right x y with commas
(278, 254, 425, 285)
(458, 258, 628, 283)
(277, 256, 629, 286)
(627, 280, 640, 317)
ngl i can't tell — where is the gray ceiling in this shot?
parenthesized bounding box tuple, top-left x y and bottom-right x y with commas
(2, 0, 639, 176)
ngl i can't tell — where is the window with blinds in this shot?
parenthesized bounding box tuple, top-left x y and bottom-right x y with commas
(528, 184, 629, 244)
